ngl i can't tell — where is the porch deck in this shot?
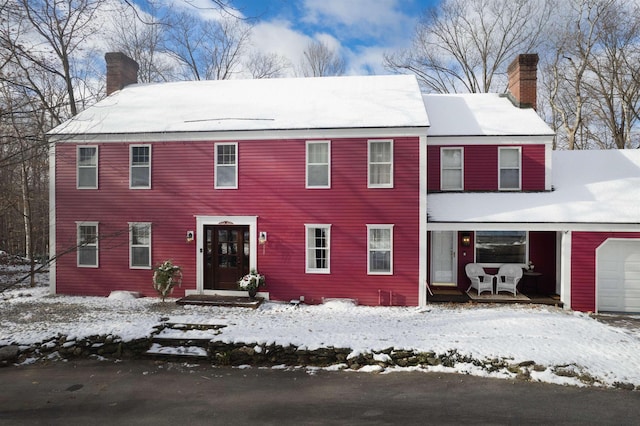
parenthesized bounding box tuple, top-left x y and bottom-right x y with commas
(428, 287, 563, 307)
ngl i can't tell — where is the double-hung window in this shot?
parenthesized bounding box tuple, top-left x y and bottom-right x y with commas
(130, 145, 151, 189)
(441, 147, 463, 190)
(475, 231, 527, 265)
(77, 222, 98, 267)
(368, 140, 393, 188)
(305, 224, 330, 273)
(367, 225, 393, 274)
(77, 146, 98, 189)
(130, 223, 151, 268)
(499, 147, 521, 190)
(215, 143, 238, 189)
(306, 141, 330, 188)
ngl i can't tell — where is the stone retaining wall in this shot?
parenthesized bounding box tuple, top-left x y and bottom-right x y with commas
(1, 336, 637, 391)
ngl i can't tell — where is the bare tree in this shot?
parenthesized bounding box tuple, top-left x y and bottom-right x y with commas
(585, 0, 640, 149)
(299, 40, 345, 77)
(544, 0, 640, 150)
(0, 0, 104, 281)
(18, 0, 104, 117)
(164, 11, 251, 80)
(245, 51, 289, 79)
(107, 3, 175, 83)
(384, 0, 552, 93)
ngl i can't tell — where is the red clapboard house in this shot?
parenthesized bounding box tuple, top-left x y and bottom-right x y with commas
(49, 52, 640, 312)
(48, 52, 429, 306)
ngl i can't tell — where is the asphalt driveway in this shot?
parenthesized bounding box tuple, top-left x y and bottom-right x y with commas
(1, 360, 639, 425)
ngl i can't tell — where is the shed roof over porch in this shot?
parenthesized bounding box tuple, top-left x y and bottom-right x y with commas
(428, 150, 640, 229)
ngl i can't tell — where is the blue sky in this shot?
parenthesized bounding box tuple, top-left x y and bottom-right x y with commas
(138, 0, 440, 75)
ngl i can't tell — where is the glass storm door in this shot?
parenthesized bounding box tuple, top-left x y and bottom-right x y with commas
(431, 231, 457, 286)
(204, 225, 250, 290)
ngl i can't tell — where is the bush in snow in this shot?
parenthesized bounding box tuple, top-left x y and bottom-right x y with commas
(153, 260, 183, 301)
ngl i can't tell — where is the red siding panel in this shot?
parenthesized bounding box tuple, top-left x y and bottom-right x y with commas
(427, 145, 440, 191)
(426, 144, 547, 192)
(522, 145, 546, 191)
(571, 232, 640, 312)
(55, 137, 421, 306)
(465, 145, 498, 191)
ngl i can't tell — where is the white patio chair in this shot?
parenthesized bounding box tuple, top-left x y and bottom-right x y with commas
(495, 264, 524, 296)
(465, 263, 494, 295)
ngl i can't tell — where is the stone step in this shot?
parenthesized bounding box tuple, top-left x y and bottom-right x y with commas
(145, 342, 208, 359)
(163, 322, 227, 331)
(154, 328, 222, 340)
(152, 336, 213, 348)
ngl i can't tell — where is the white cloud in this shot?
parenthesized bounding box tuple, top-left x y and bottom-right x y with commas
(248, 20, 312, 76)
(301, 0, 416, 43)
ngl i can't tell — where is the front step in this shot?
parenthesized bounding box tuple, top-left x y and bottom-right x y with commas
(145, 322, 227, 360)
(146, 342, 209, 359)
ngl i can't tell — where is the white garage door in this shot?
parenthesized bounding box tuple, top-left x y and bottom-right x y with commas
(597, 239, 640, 313)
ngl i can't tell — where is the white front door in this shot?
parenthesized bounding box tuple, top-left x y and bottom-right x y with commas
(431, 231, 457, 286)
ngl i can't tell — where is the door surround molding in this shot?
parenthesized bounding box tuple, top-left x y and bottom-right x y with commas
(190, 215, 258, 295)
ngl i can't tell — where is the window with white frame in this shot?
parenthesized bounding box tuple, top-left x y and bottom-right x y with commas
(77, 146, 98, 189)
(499, 147, 521, 190)
(130, 145, 151, 189)
(306, 141, 330, 188)
(215, 143, 238, 189)
(77, 222, 98, 267)
(305, 224, 330, 273)
(441, 147, 463, 190)
(130, 223, 151, 268)
(475, 231, 527, 265)
(367, 225, 393, 274)
(368, 140, 393, 188)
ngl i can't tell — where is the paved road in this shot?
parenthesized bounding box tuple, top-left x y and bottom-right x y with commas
(0, 359, 638, 425)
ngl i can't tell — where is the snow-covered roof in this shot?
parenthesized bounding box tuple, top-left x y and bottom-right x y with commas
(428, 149, 640, 225)
(50, 75, 429, 136)
(423, 93, 554, 137)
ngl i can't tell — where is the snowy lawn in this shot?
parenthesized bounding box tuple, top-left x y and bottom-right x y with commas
(2, 285, 640, 389)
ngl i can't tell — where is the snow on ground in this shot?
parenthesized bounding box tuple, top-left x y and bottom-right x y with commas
(2, 284, 640, 389)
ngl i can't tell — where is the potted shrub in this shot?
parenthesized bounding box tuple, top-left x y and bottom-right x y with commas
(153, 260, 183, 302)
(237, 269, 265, 299)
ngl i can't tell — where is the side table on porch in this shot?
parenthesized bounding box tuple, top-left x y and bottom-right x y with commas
(522, 271, 542, 294)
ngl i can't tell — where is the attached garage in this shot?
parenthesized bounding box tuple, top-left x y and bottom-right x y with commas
(596, 239, 640, 313)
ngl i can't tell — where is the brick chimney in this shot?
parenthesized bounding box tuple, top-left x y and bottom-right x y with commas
(105, 52, 139, 96)
(507, 53, 538, 110)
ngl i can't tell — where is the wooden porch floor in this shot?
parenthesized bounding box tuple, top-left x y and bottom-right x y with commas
(428, 287, 564, 307)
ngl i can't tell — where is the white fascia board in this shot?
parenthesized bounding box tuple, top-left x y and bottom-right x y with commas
(545, 143, 553, 191)
(49, 127, 428, 144)
(427, 222, 640, 232)
(427, 135, 553, 146)
(48, 141, 56, 295)
(559, 230, 572, 310)
(419, 135, 428, 307)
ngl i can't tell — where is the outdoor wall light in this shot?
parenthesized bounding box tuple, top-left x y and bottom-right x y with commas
(461, 232, 471, 247)
(186, 230, 194, 243)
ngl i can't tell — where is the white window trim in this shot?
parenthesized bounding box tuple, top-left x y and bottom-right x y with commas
(129, 222, 152, 269)
(77, 145, 98, 189)
(440, 147, 464, 191)
(305, 224, 331, 274)
(215, 142, 238, 189)
(367, 224, 394, 275)
(368, 139, 394, 188)
(130, 145, 151, 189)
(306, 140, 331, 189)
(76, 221, 99, 268)
(498, 146, 521, 191)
